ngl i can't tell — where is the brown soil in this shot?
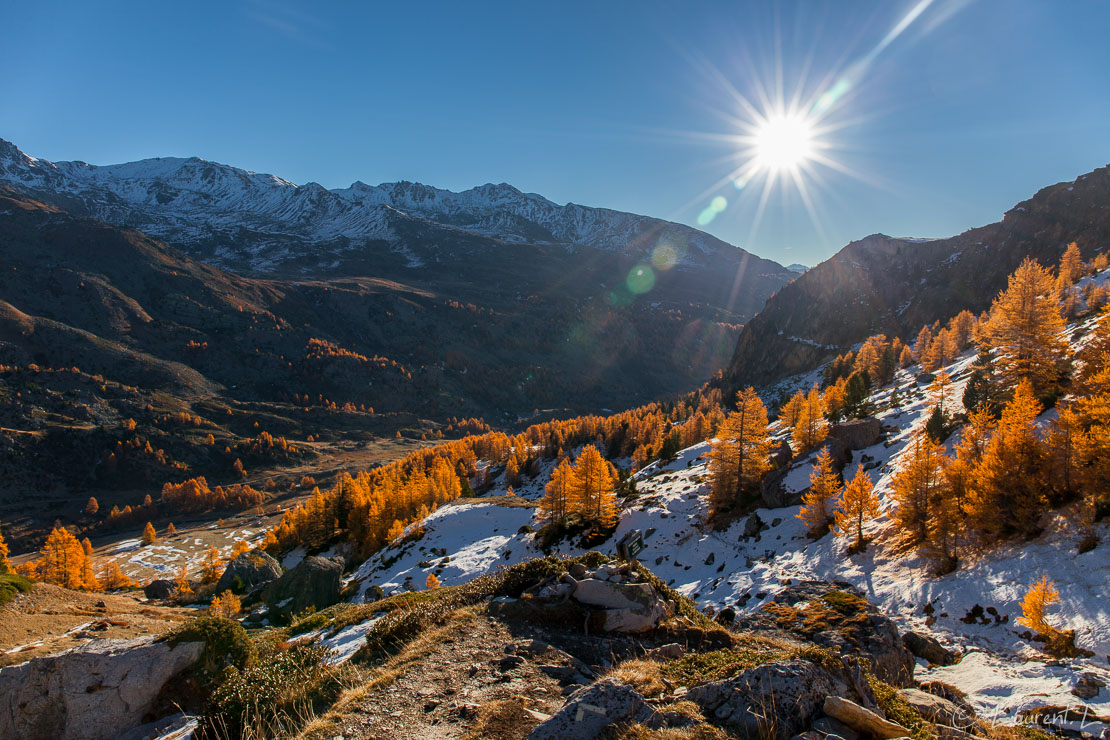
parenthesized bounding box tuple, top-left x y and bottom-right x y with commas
(0, 582, 191, 667)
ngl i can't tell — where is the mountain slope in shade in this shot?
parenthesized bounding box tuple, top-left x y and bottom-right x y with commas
(0, 138, 795, 325)
(725, 164, 1110, 391)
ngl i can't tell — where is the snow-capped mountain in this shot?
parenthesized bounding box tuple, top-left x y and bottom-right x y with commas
(0, 138, 769, 277)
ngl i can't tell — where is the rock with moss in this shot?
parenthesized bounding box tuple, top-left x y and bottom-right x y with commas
(216, 549, 282, 594)
(263, 555, 342, 621)
(735, 581, 915, 687)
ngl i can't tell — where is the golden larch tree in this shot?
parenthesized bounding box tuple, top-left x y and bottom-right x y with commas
(797, 447, 841, 537)
(209, 590, 241, 618)
(101, 561, 136, 590)
(1017, 575, 1059, 636)
(891, 430, 947, 547)
(708, 388, 771, 516)
(979, 258, 1069, 394)
(791, 385, 827, 453)
(84, 497, 99, 516)
(0, 525, 10, 574)
(540, 457, 575, 523)
(968, 379, 1048, 540)
(200, 547, 225, 584)
(834, 465, 879, 553)
(141, 522, 158, 546)
(570, 445, 618, 528)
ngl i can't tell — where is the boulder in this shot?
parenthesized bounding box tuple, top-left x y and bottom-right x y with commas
(143, 579, 176, 600)
(573, 579, 656, 610)
(529, 679, 654, 740)
(902, 631, 955, 666)
(216, 550, 283, 594)
(0, 636, 203, 740)
(828, 418, 882, 451)
(822, 696, 909, 740)
(1072, 672, 1105, 700)
(574, 579, 668, 633)
(760, 467, 799, 508)
(771, 439, 793, 468)
(263, 555, 342, 620)
(897, 688, 973, 729)
(734, 581, 915, 687)
(688, 659, 849, 740)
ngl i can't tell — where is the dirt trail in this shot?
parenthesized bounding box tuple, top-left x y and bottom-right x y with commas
(332, 609, 582, 740)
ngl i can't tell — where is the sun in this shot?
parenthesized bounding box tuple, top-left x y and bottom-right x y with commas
(753, 113, 814, 173)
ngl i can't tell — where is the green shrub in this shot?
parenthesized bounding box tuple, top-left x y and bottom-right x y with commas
(165, 616, 254, 680)
(0, 574, 33, 606)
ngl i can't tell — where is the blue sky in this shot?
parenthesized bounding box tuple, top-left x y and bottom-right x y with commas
(2, 1, 1108, 265)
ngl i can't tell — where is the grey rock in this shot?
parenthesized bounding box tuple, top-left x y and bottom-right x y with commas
(0, 636, 203, 740)
(813, 716, 860, 740)
(569, 563, 588, 579)
(688, 659, 849, 740)
(897, 688, 972, 729)
(828, 418, 882, 450)
(529, 679, 654, 740)
(262, 555, 342, 620)
(216, 550, 283, 594)
(574, 578, 668, 633)
(744, 512, 768, 538)
(823, 696, 909, 739)
(902, 631, 955, 666)
(143, 579, 176, 600)
(1073, 672, 1105, 700)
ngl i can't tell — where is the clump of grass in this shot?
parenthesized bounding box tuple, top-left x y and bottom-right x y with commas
(868, 675, 933, 740)
(661, 640, 840, 688)
(204, 640, 355, 739)
(288, 610, 329, 637)
(821, 590, 869, 614)
(0, 573, 33, 606)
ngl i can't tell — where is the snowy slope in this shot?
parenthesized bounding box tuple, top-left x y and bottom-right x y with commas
(341, 291, 1110, 729)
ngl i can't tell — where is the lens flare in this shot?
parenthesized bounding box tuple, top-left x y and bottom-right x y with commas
(697, 195, 728, 226)
(626, 264, 655, 294)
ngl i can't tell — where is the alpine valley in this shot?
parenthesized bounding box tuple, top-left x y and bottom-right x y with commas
(1, 136, 1109, 740)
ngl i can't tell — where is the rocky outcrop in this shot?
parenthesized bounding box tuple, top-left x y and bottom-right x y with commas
(828, 418, 882, 450)
(734, 581, 915, 687)
(263, 555, 342, 620)
(0, 636, 203, 740)
(903, 630, 955, 666)
(822, 696, 909, 739)
(688, 659, 848, 740)
(216, 550, 283, 594)
(143, 579, 177, 600)
(529, 679, 654, 740)
(521, 562, 670, 634)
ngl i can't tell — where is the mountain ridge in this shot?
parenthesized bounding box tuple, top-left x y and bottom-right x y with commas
(725, 163, 1110, 392)
(0, 138, 786, 284)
